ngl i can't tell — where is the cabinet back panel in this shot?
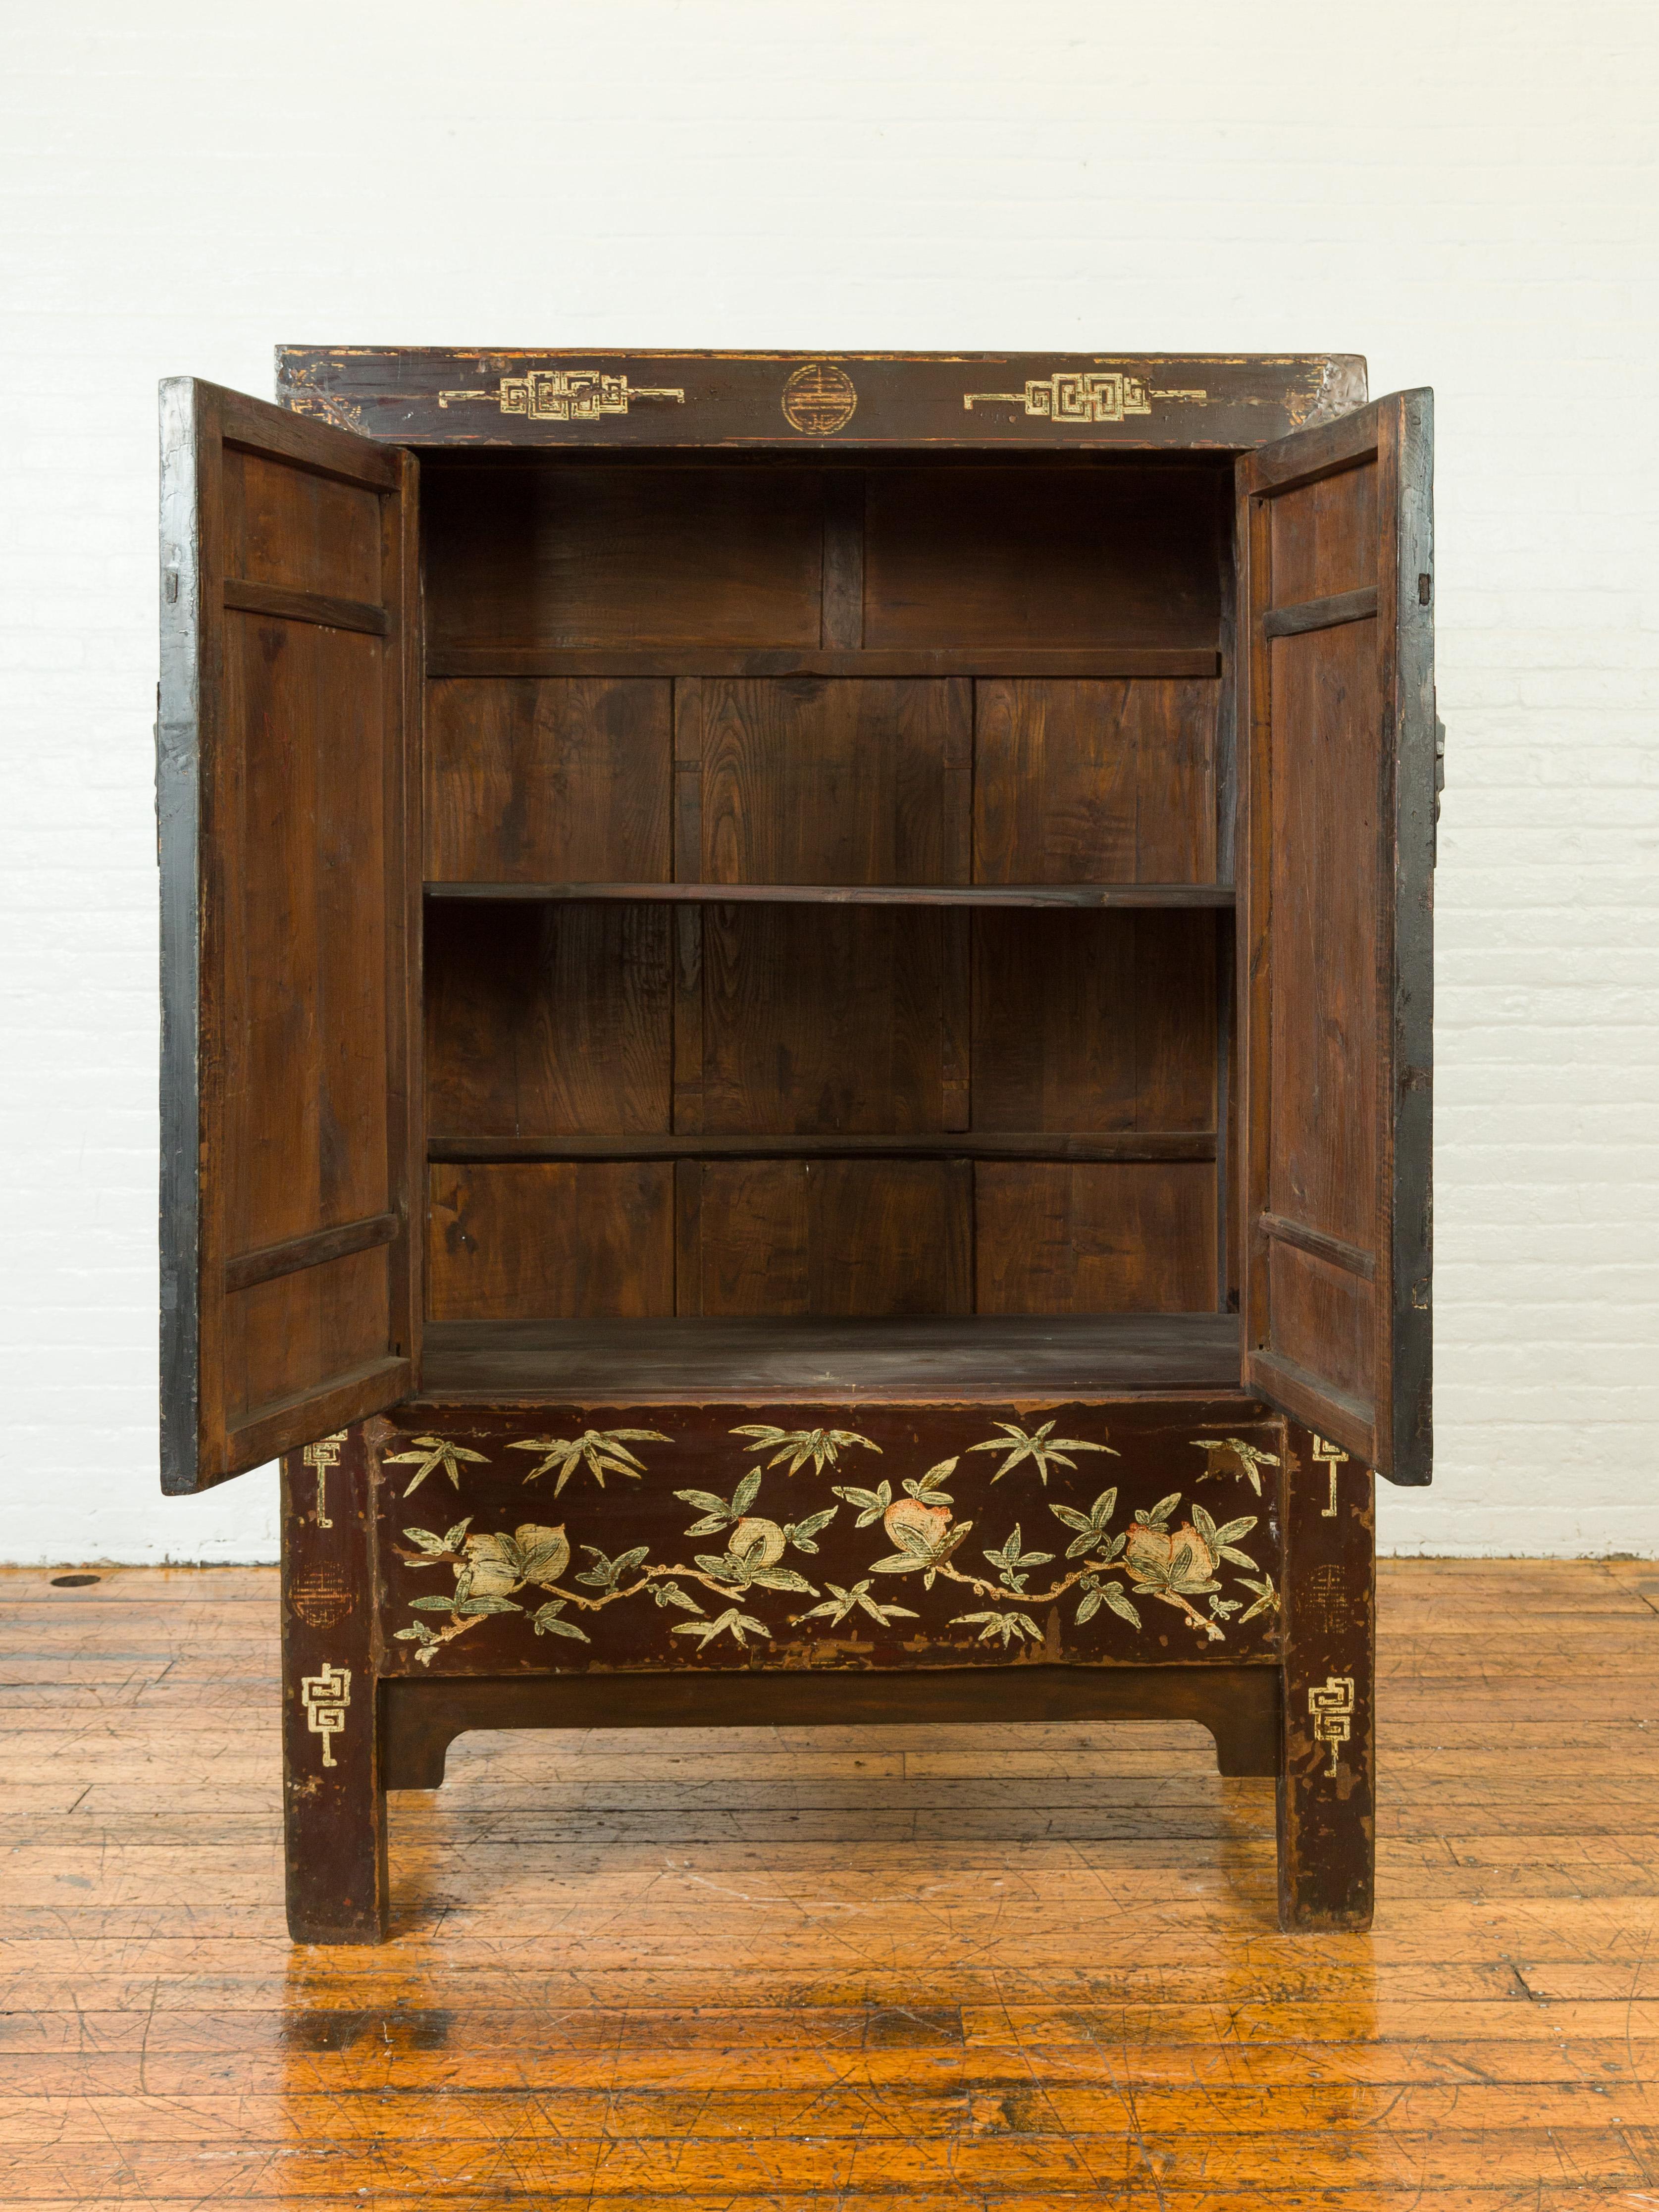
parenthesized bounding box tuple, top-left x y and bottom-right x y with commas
(974, 678, 1218, 884)
(429, 1156, 1214, 1323)
(701, 905, 961, 1135)
(692, 676, 972, 884)
(428, 1163, 674, 1320)
(426, 677, 672, 882)
(686, 1160, 974, 1317)
(424, 465, 824, 649)
(416, 453, 1233, 1337)
(865, 466, 1224, 650)
(426, 902, 673, 1138)
(428, 673, 1217, 891)
(222, 617, 391, 1251)
(972, 910, 1216, 1134)
(975, 1162, 1217, 1315)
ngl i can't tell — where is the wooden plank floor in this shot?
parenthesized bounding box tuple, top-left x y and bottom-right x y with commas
(1, 1558, 1657, 2209)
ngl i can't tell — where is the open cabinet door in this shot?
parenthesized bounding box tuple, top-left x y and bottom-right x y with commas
(158, 380, 421, 1493)
(1237, 391, 1435, 1485)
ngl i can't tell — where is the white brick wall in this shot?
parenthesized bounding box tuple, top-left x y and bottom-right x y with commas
(3, 0, 1655, 1561)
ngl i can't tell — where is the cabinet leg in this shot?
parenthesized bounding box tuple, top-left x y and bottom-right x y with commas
(1277, 1424, 1375, 1930)
(280, 1424, 388, 1944)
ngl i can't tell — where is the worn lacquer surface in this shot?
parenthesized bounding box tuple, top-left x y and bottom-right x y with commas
(277, 348, 1368, 449)
(280, 1424, 387, 1942)
(1278, 1421, 1377, 1929)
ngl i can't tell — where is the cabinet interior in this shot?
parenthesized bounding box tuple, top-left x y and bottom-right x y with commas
(416, 451, 1242, 1396)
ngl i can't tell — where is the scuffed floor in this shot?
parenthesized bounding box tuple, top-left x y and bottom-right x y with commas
(1, 1558, 1657, 2207)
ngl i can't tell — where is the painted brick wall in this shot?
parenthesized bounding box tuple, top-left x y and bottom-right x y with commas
(3, 1, 1655, 1560)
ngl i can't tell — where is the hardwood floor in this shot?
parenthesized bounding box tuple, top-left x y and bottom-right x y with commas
(2, 1558, 1657, 2207)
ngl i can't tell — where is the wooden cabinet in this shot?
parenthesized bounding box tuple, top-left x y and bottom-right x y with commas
(158, 351, 1434, 1939)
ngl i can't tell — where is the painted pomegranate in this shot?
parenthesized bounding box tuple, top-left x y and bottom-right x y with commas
(882, 1495, 951, 1555)
(727, 1517, 787, 1569)
(1124, 1517, 1215, 1588)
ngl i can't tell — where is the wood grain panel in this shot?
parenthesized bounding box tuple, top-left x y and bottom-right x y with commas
(424, 901, 672, 1138)
(866, 465, 1224, 649)
(424, 677, 671, 883)
(221, 446, 382, 602)
(698, 677, 971, 883)
(701, 906, 952, 1134)
(417, 1311, 1244, 1397)
(221, 617, 390, 1252)
(820, 472, 865, 648)
(1265, 619, 1379, 1259)
(225, 1246, 391, 1424)
(222, 578, 388, 635)
(430, 643, 1222, 678)
(160, 383, 422, 1492)
(1267, 1241, 1376, 1408)
(426, 1164, 674, 1320)
(1238, 393, 1435, 1484)
(684, 1159, 804, 1315)
(422, 464, 825, 650)
(429, 880, 1236, 910)
(975, 1162, 1217, 1314)
(1269, 459, 1379, 607)
(972, 910, 1217, 1134)
(974, 679, 1218, 884)
(696, 1160, 973, 1316)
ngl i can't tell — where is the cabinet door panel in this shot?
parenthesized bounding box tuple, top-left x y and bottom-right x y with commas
(158, 379, 420, 1492)
(1236, 392, 1435, 1484)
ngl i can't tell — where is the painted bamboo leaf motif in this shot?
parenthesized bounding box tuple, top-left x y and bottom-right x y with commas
(967, 1421, 1119, 1485)
(673, 1607, 772, 1651)
(732, 1425, 881, 1477)
(952, 1609, 1043, 1647)
(386, 1417, 1281, 1664)
(382, 1436, 489, 1498)
(796, 1580, 920, 1630)
(1192, 1436, 1281, 1495)
(509, 1428, 672, 1494)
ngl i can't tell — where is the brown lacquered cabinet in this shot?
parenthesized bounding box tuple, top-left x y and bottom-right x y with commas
(157, 351, 1435, 1939)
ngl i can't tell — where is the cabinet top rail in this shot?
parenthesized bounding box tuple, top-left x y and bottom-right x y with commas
(275, 349, 1368, 452)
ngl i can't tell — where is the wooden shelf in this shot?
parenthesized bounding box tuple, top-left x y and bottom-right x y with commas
(424, 881, 1236, 909)
(415, 1313, 1246, 1404)
(426, 646, 1222, 681)
(430, 1132, 1217, 1164)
